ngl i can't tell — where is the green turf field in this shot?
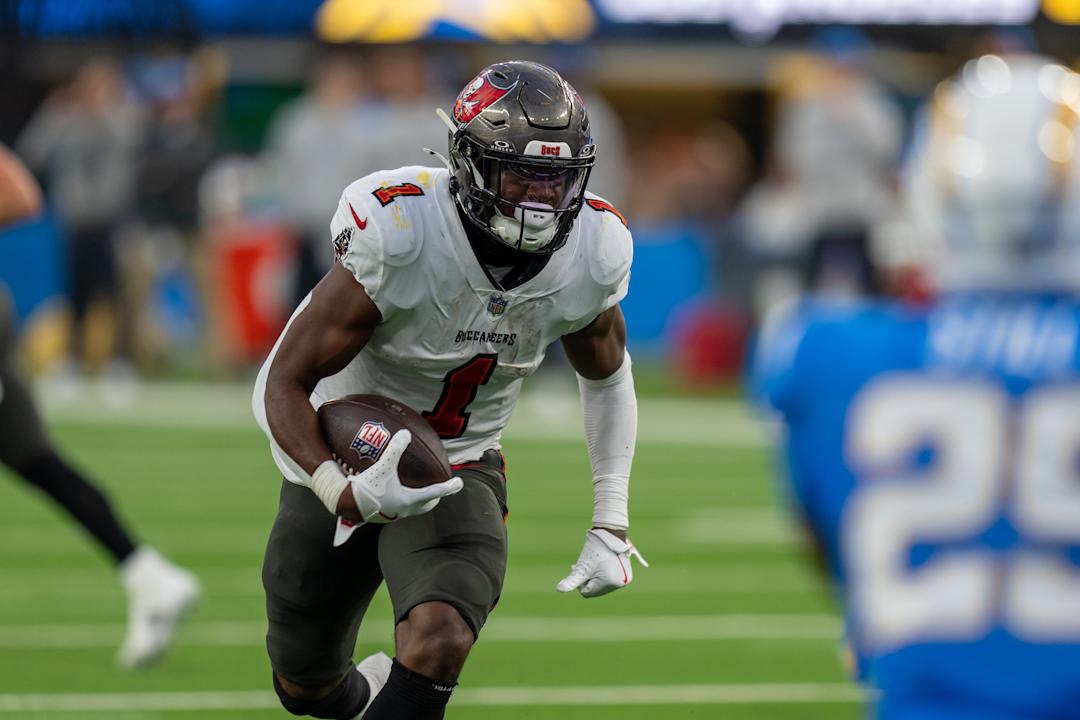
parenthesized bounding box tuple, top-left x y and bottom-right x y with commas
(0, 394, 864, 719)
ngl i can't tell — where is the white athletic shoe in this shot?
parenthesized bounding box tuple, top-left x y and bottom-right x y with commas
(117, 547, 201, 669)
(354, 651, 392, 717)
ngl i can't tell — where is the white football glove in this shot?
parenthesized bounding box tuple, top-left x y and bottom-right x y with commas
(556, 528, 648, 598)
(312, 429, 463, 534)
(348, 430, 463, 523)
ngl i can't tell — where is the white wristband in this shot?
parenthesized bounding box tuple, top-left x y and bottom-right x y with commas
(592, 474, 630, 531)
(311, 460, 350, 515)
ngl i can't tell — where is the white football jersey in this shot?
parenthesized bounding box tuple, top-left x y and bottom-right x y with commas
(254, 166, 631, 484)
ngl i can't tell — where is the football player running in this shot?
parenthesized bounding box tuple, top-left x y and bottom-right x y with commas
(0, 144, 199, 669)
(254, 61, 646, 719)
(752, 54, 1080, 719)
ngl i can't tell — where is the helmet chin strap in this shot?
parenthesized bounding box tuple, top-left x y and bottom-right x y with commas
(425, 112, 480, 203)
(426, 108, 463, 175)
(423, 146, 452, 172)
(435, 107, 457, 134)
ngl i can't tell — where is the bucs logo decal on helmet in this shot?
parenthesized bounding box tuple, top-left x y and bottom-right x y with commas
(453, 70, 514, 124)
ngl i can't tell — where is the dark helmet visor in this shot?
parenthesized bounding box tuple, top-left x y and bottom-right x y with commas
(494, 161, 588, 212)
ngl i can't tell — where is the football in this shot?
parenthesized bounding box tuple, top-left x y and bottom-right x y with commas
(317, 394, 452, 488)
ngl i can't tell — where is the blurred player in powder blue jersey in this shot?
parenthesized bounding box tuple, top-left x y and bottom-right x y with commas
(752, 54, 1080, 720)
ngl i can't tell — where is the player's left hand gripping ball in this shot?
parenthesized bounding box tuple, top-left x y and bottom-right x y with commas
(557, 528, 648, 598)
(350, 430, 464, 523)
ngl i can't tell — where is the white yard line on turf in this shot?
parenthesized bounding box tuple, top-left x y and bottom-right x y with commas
(35, 380, 768, 447)
(0, 614, 841, 648)
(0, 683, 869, 712)
(0, 518, 799, 554)
(676, 508, 802, 545)
(0, 562, 820, 598)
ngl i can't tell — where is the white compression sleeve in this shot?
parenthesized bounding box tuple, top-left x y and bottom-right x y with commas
(577, 351, 637, 531)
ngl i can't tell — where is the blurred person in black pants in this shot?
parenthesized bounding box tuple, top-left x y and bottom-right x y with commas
(0, 143, 199, 668)
(17, 59, 143, 380)
(131, 49, 219, 369)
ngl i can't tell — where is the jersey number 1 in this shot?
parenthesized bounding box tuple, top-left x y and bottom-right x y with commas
(423, 354, 498, 439)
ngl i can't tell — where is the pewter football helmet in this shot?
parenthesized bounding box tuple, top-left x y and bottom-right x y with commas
(442, 61, 595, 255)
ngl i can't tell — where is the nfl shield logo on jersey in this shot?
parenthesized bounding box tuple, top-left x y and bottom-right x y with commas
(351, 421, 390, 461)
(488, 294, 508, 317)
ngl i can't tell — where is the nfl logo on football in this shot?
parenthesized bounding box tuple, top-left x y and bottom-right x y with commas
(488, 294, 508, 317)
(351, 421, 390, 461)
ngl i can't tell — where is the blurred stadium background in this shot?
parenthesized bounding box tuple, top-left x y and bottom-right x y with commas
(1, 1, 1078, 717)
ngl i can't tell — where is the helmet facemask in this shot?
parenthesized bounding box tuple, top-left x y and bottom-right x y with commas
(454, 136, 593, 254)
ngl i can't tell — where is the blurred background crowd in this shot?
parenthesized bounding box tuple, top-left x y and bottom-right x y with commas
(1, 2, 1076, 396)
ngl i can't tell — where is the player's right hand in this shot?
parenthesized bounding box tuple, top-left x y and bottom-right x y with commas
(345, 430, 464, 524)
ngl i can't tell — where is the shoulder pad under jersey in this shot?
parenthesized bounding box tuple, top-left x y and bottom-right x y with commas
(330, 167, 444, 313)
(337, 166, 444, 268)
(580, 192, 633, 294)
(751, 298, 890, 417)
